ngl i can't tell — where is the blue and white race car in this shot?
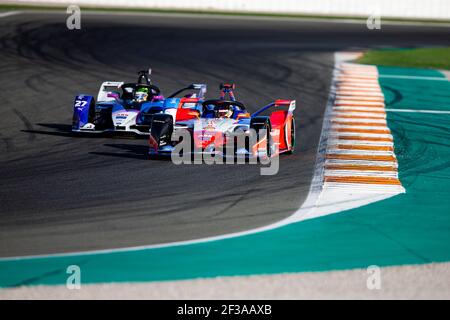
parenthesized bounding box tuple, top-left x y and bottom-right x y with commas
(72, 69, 206, 135)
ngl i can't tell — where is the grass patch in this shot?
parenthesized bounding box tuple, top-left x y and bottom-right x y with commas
(357, 48, 450, 70)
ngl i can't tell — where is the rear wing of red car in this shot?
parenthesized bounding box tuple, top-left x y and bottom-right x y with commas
(252, 99, 296, 117)
(168, 83, 207, 100)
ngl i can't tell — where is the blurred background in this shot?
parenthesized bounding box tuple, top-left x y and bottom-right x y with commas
(2, 0, 450, 20)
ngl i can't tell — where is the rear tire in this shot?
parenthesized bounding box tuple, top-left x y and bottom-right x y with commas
(286, 117, 296, 154)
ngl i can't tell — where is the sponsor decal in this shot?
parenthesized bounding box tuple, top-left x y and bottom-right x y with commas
(204, 120, 216, 131)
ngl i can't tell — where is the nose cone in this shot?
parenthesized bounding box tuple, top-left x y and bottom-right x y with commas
(193, 118, 230, 150)
(194, 130, 215, 149)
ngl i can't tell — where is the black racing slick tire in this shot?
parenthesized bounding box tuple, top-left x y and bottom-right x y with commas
(93, 106, 114, 130)
(286, 117, 296, 154)
(250, 116, 272, 160)
(150, 113, 173, 149)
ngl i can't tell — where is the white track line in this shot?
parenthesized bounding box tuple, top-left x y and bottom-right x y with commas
(329, 133, 393, 139)
(0, 11, 20, 18)
(335, 102, 385, 107)
(333, 112, 386, 118)
(385, 108, 450, 114)
(323, 183, 403, 193)
(379, 75, 449, 81)
(336, 78, 379, 83)
(336, 79, 380, 84)
(333, 107, 386, 112)
(325, 159, 398, 167)
(335, 94, 383, 98)
(333, 118, 387, 124)
(336, 88, 382, 93)
(326, 148, 394, 155)
(328, 140, 394, 147)
(335, 97, 384, 102)
(332, 111, 386, 116)
(331, 125, 390, 131)
(325, 171, 399, 178)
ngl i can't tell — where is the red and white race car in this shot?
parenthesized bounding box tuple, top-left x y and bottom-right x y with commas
(148, 84, 296, 159)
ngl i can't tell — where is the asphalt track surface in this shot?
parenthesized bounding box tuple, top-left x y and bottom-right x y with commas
(0, 12, 449, 257)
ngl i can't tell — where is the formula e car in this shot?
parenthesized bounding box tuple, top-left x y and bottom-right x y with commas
(71, 69, 206, 135)
(148, 83, 296, 158)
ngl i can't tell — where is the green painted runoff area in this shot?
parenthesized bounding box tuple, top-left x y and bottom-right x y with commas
(379, 66, 450, 111)
(0, 66, 449, 287)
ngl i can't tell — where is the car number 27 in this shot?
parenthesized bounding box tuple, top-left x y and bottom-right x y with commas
(75, 100, 88, 107)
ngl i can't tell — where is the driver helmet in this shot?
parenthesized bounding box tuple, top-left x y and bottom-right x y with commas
(218, 106, 233, 118)
(135, 87, 149, 102)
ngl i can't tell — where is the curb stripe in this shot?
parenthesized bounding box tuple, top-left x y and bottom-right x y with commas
(337, 85, 381, 90)
(336, 92, 383, 97)
(334, 144, 394, 151)
(333, 114, 386, 119)
(335, 97, 385, 102)
(337, 76, 379, 79)
(328, 140, 394, 147)
(333, 108, 386, 114)
(332, 125, 390, 131)
(325, 160, 398, 168)
(333, 119, 387, 124)
(332, 121, 387, 126)
(326, 154, 396, 161)
(335, 102, 385, 107)
(324, 176, 401, 185)
(325, 164, 397, 171)
(336, 82, 380, 86)
(333, 107, 386, 112)
(337, 84, 380, 89)
(334, 117, 386, 121)
(327, 57, 403, 199)
(325, 171, 399, 178)
(326, 149, 394, 156)
(336, 90, 383, 95)
(333, 128, 391, 134)
(336, 136, 393, 142)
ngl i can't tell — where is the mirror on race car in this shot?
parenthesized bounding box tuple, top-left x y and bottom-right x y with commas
(106, 92, 120, 100)
(107, 92, 119, 99)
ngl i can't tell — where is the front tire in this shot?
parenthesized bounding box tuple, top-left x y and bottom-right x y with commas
(250, 116, 272, 161)
(149, 113, 174, 150)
